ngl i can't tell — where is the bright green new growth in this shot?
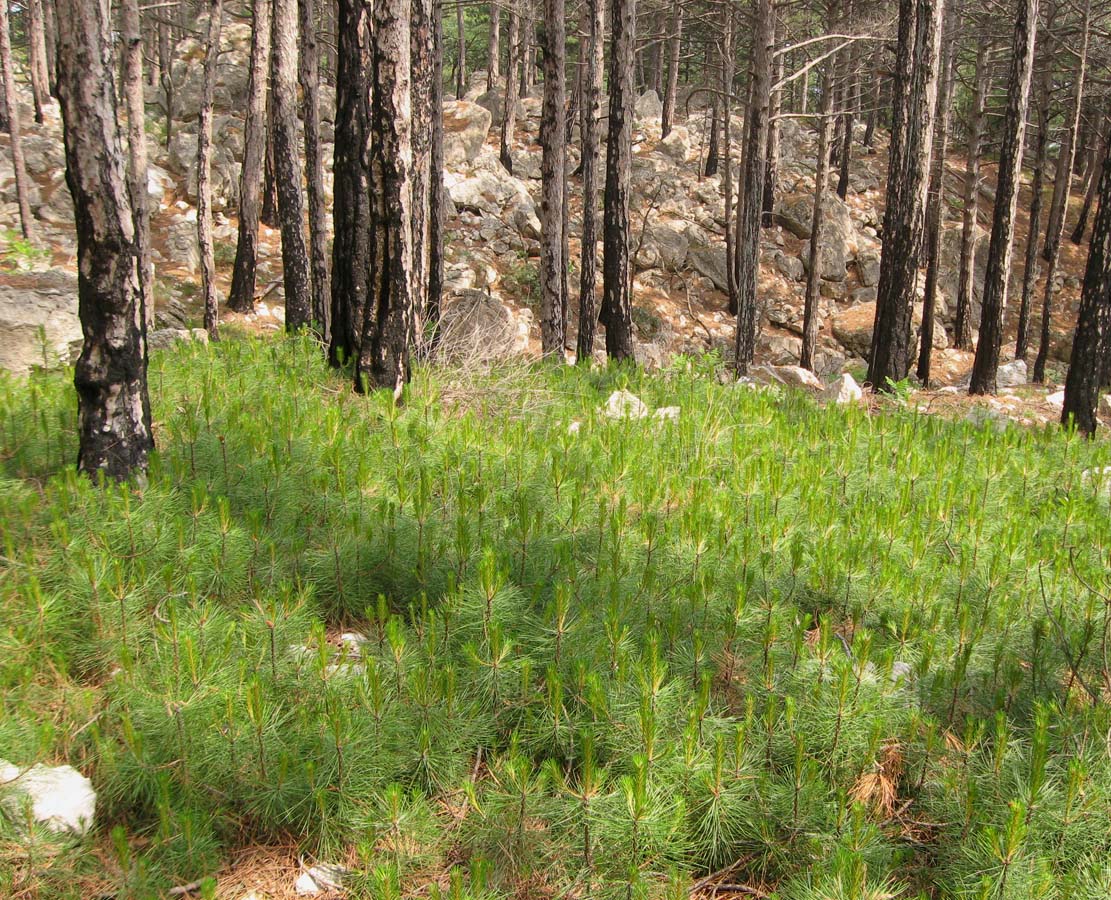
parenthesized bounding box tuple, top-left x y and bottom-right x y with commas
(3, 335, 1111, 898)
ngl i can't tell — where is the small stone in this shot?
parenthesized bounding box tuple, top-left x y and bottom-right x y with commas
(654, 406, 681, 421)
(1046, 390, 1065, 409)
(822, 373, 864, 405)
(996, 359, 1027, 387)
(604, 389, 649, 420)
(0, 760, 97, 836)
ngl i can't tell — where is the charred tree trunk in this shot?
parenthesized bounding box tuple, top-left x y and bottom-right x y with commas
(1062, 133, 1111, 435)
(27, 0, 51, 122)
(300, 0, 331, 338)
(357, 0, 416, 396)
(705, 94, 720, 177)
(539, 0, 566, 355)
(328, 0, 370, 363)
(734, 0, 774, 375)
(198, 0, 223, 338)
(428, 0, 445, 333)
(802, 69, 834, 372)
(228, 0, 272, 313)
(0, 0, 35, 241)
(57, 0, 153, 480)
(660, 1, 682, 139)
(762, 43, 784, 227)
(1071, 128, 1108, 245)
(576, 0, 604, 362)
(410, 0, 434, 343)
(867, 0, 943, 391)
(954, 41, 988, 350)
(968, 0, 1039, 395)
(1015, 63, 1050, 361)
(500, 8, 519, 172)
(122, 0, 152, 328)
(261, 92, 280, 227)
(721, 9, 736, 311)
(600, 0, 635, 361)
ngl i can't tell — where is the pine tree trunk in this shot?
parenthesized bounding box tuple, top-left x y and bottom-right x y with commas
(122, 0, 152, 329)
(867, 0, 943, 391)
(969, 0, 1039, 395)
(0, 0, 35, 241)
(954, 41, 988, 350)
(601, 0, 635, 360)
(455, 0, 466, 99)
(1033, 0, 1089, 384)
(487, 3, 500, 91)
(576, 0, 604, 362)
(158, 20, 174, 149)
(328, 0, 370, 363)
(762, 44, 784, 227)
(835, 23, 858, 201)
(1015, 64, 1050, 361)
(428, 0, 445, 333)
(802, 69, 834, 372)
(42, 0, 57, 91)
(357, 0, 415, 396)
(733, 0, 773, 375)
(27, 0, 51, 122)
(704, 95, 720, 177)
(500, 9, 519, 172)
(721, 9, 735, 310)
(521, 1, 534, 95)
(539, 0, 566, 355)
(261, 92, 280, 227)
(228, 0, 272, 314)
(299, 0, 330, 338)
(660, 2, 682, 139)
(1071, 127, 1108, 245)
(916, 37, 954, 386)
(1062, 135, 1111, 435)
(198, 0, 223, 338)
(410, 0, 434, 343)
(57, 0, 153, 481)
(271, 0, 312, 331)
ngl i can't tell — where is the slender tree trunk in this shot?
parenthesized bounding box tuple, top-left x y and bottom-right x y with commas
(660, 2, 682, 139)
(57, 0, 153, 481)
(705, 94, 720, 177)
(42, 0, 57, 91)
(1062, 134, 1111, 435)
(802, 68, 834, 372)
(1015, 63, 1050, 361)
(159, 20, 174, 149)
(721, 11, 735, 310)
(521, 1, 534, 95)
(835, 18, 858, 201)
(300, 0, 330, 338)
(916, 36, 954, 386)
(122, 0, 152, 329)
(576, 0, 604, 362)
(487, 2, 500, 91)
(539, 0, 566, 355)
(357, 0, 415, 397)
(600, 0, 635, 360)
(1071, 126, 1108, 245)
(0, 0, 35, 241)
(867, 0, 943, 391)
(733, 0, 774, 375)
(500, 8, 519, 172)
(762, 43, 784, 227)
(198, 0, 223, 338)
(328, 0, 370, 362)
(228, 0, 272, 314)
(954, 41, 988, 349)
(261, 92, 280, 227)
(410, 0, 434, 343)
(428, 0, 445, 332)
(271, 0, 312, 330)
(455, 0, 466, 99)
(969, 0, 1039, 395)
(1033, 0, 1090, 384)
(27, 0, 50, 122)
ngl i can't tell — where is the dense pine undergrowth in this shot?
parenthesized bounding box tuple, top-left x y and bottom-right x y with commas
(4, 335, 1111, 898)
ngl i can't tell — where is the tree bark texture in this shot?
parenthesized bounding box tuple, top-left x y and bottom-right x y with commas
(953, 40, 988, 350)
(0, 0, 35, 241)
(121, 0, 152, 329)
(539, 0, 566, 355)
(576, 0, 604, 362)
(300, 0, 331, 338)
(198, 0, 223, 338)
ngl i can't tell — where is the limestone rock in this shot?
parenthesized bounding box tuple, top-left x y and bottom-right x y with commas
(442, 100, 493, 167)
(0, 269, 82, 374)
(822, 372, 864, 404)
(635, 90, 663, 120)
(604, 389, 649, 420)
(0, 759, 96, 835)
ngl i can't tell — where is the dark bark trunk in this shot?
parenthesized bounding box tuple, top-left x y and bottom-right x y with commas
(867, 0, 943, 391)
(660, 2, 682, 139)
(953, 40, 988, 350)
(198, 0, 223, 338)
(576, 0, 603, 362)
(57, 0, 153, 481)
(122, 0, 152, 329)
(969, 0, 1039, 395)
(428, 0, 445, 333)
(802, 69, 834, 373)
(500, 9, 519, 172)
(1015, 63, 1051, 361)
(301, 0, 331, 338)
(733, 0, 773, 375)
(601, 0, 635, 360)
(357, 0, 416, 397)
(1071, 128, 1108, 245)
(704, 95, 720, 177)
(1062, 133, 1111, 435)
(228, 0, 273, 314)
(455, 0, 466, 99)
(539, 0, 566, 355)
(27, 0, 50, 122)
(487, 3, 500, 91)
(410, 0, 434, 343)
(762, 44, 784, 227)
(159, 20, 174, 149)
(0, 0, 34, 241)
(261, 90, 280, 227)
(328, 0, 370, 363)
(721, 10, 735, 311)
(42, 0, 57, 92)
(271, 0, 312, 331)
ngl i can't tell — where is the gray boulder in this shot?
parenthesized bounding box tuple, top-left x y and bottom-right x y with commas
(0, 269, 82, 374)
(442, 100, 493, 167)
(0, 759, 96, 836)
(635, 89, 663, 120)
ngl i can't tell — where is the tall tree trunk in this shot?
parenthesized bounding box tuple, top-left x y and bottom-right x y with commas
(916, 36, 954, 386)
(867, 0, 943, 391)
(0, 0, 35, 241)
(499, 8, 519, 172)
(122, 0, 152, 329)
(159, 20, 174, 149)
(1062, 133, 1111, 435)
(410, 0, 434, 343)
(271, 0, 312, 330)
(1015, 62, 1050, 361)
(600, 0, 635, 360)
(521, 1, 534, 95)
(968, 0, 1039, 395)
(300, 0, 330, 337)
(732, 0, 773, 375)
(328, 0, 370, 362)
(27, 0, 51, 122)
(1071, 127, 1108, 245)
(228, 0, 273, 314)
(802, 68, 834, 372)
(428, 0, 445, 332)
(539, 0, 566, 355)
(57, 0, 153, 481)
(455, 0, 466, 99)
(762, 42, 784, 227)
(576, 0, 604, 362)
(835, 18, 858, 201)
(198, 0, 223, 338)
(261, 93, 280, 227)
(487, 2, 500, 91)
(953, 40, 988, 349)
(705, 94, 720, 177)
(357, 0, 415, 397)
(660, 1, 682, 139)
(42, 0, 57, 91)
(1033, 0, 1090, 384)
(721, 10, 735, 310)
